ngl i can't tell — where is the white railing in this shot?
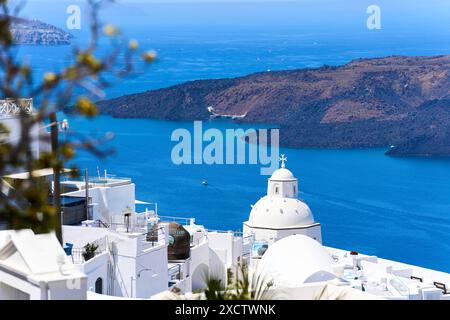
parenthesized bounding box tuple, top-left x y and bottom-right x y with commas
(191, 233, 208, 247)
(71, 236, 109, 264)
(168, 264, 182, 284)
(107, 215, 147, 234)
(92, 218, 167, 250)
(158, 215, 192, 226)
(66, 175, 131, 188)
(71, 248, 84, 264)
(207, 229, 245, 237)
(0, 98, 33, 115)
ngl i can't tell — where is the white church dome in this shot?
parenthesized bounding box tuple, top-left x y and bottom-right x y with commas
(249, 196, 315, 229)
(257, 235, 335, 287)
(270, 168, 295, 181)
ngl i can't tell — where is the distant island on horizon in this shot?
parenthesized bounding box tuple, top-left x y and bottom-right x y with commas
(5, 15, 72, 45)
(96, 55, 450, 156)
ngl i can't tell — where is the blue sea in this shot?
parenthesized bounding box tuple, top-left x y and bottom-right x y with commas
(15, 0, 450, 272)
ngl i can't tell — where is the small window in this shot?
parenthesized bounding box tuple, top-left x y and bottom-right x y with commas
(273, 183, 279, 195)
(293, 186, 296, 194)
(95, 277, 103, 294)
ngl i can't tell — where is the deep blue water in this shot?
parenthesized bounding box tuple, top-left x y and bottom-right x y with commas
(14, 0, 450, 272)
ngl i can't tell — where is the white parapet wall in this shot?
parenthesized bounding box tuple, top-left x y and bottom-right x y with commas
(62, 183, 136, 222)
(208, 232, 243, 269)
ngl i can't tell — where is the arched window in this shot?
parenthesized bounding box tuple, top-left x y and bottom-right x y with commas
(275, 186, 279, 194)
(95, 277, 103, 294)
(293, 185, 296, 194)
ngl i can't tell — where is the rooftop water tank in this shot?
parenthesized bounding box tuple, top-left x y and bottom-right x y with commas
(167, 222, 191, 260)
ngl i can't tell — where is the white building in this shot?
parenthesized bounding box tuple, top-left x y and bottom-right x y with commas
(243, 155, 322, 252)
(60, 175, 137, 222)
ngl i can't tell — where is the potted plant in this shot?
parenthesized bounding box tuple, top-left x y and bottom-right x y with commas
(83, 243, 99, 261)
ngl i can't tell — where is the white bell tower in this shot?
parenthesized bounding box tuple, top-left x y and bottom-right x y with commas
(244, 154, 322, 247)
(267, 154, 298, 199)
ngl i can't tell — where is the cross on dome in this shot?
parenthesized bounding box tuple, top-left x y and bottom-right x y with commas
(279, 154, 287, 168)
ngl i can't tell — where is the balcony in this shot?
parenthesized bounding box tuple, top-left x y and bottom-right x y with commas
(85, 215, 167, 254)
(69, 236, 109, 265)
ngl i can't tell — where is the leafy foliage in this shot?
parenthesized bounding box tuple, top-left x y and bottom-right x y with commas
(83, 242, 99, 255)
(203, 261, 275, 300)
(0, 0, 155, 234)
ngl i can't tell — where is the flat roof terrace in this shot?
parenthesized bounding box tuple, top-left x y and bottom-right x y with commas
(62, 176, 132, 189)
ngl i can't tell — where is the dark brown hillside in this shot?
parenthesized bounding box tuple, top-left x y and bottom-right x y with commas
(96, 55, 450, 155)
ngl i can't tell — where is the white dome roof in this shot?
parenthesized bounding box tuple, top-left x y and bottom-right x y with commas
(257, 235, 335, 287)
(270, 168, 295, 180)
(248, 196, 315, 228)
